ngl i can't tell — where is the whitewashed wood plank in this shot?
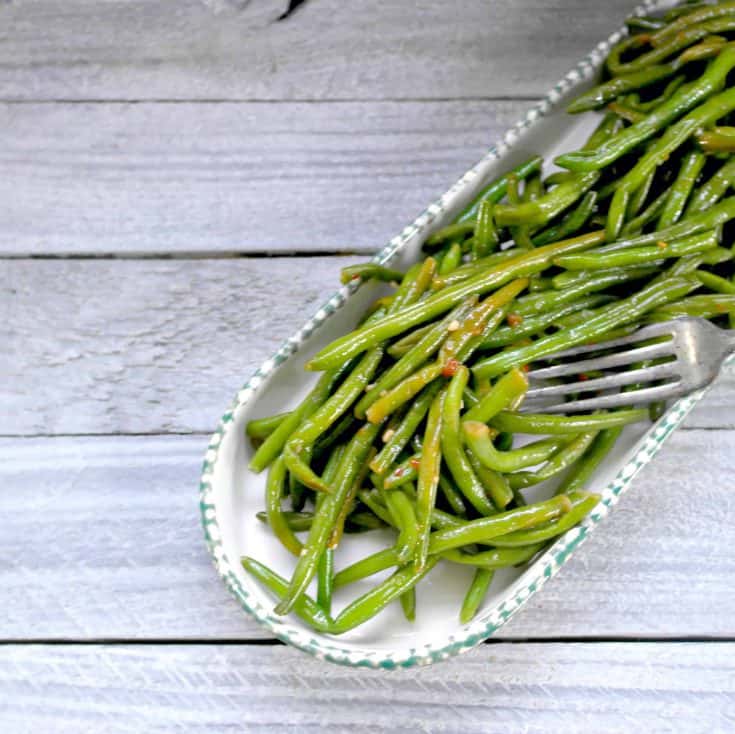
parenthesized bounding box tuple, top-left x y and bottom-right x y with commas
(2, 257, 360, 435)
(0, 100, 529, 256)
(1, 431, 733, 640)
(2, 1, 643, 102)
(4, 258, 733, 435)
(1, 643, 733, 733)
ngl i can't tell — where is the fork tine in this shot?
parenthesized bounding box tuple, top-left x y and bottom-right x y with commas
(535, 381, 683, 413)
(536, 321, 677, 362)
(525, 361, 680, 400)
(527, 340, 674, 381)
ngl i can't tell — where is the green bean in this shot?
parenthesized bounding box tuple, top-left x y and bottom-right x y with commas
(275, 422, 380, 615)
(611, 196, 735, 249)
(333, 546, 399, 589)
(621, 187, 670, 236)
(427, 495, 572, 555)
(635, 74, 688, 112)
(284, 347, 383, 491)
(357, 489, 395, 526)
(265, 456, 303, 556)
(250, 367, 341, 472)
(438, 473, 468, 516)
(608, 100, 646, 124)
(551, 266, 657, 291)
(491, 409, 648, 435)
(564, 427, 623, 494)
(384, 488, 419, 564)
(607, 17, 735, 77)
(431, 249, 521, 289)
(370, 381, 443, 476)
(246, 412, 290, 440)
(696, 269, 735, 295)
(532, 191, 597, 246)
(441, 366, 496, 516)
(494, 172, 599, 227)
(473, 275, 698, 378)
(463, 367, 528, 423)
(658, 150, 706, 228)
(256, 510, 314, 533)
(307, 233, 603, 371)
(438, 242, 463, 275)
(400, 588, 417, 622)
(463, 422, 571, 473)
(687, 156, 735, 214)
(425, 221, 476, 248)
(330, 558, 439, 634)
(347, 512, 387, 532)
(465, 447, 513, 510)
(506, 173, 535, 250)
(241, 557, 333, 632)
(383, 454, 419, 490)
(457, 155, 544, 222)
(625, 15, 664, 33)
(460, 568, 494, 624)
(415, 390, 446, 570)
(608, 84, 735, 239)
(696, 125, 735, 153)
(442, 543, 544, 568)
(568, 65, 675, 114)
(340, 263, 404, 285)
(554, 231, 718, 271)
(515, 265, 654, 316)
(355, 298, 476, 418)
(558, 47, 735, 173)
(507, 430, 598, 490)
(365, 362, 443, 425)
(651, 2, 735, 45)
(487, 491, 600, 547)
(473, 199, 499, 258)
(649, 294, 735, 319)
(329, 447, 372, 550)
(316, 548, 334, 614)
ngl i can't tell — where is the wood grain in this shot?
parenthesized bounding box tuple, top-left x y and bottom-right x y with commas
(5, 257, 735, 435)
(0, 100, 530, 256)
(2, 643, 733, 733)
(0, 1, 642, 102)
(2, 430, 733, 641)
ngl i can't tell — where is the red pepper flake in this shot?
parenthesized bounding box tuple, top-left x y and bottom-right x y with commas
(716, 302, 729, 313)
(507, 312, 523, 328)
(394, 468, 405, 478)
(442, 358, 461, 377)
(409, 457, 421, 470)
(578, 373, 589, 382)
(657, 240, 668, 250)
(521, 364, 530, 373)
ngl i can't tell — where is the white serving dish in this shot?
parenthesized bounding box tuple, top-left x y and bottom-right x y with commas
(200, 0, 710, 668)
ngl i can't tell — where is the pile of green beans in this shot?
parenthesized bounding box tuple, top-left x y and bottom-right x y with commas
(242, 2, 735, 635)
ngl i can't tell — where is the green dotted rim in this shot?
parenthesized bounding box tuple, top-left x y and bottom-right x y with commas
(200, 0, 701, 668)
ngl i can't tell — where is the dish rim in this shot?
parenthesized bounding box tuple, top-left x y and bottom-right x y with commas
(199, 0, 704, 668)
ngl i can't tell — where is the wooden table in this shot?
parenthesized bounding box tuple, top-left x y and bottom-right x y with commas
(3, 1, 735, 731)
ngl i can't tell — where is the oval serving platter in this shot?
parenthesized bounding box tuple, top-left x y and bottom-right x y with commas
(200, 0, 718, 668)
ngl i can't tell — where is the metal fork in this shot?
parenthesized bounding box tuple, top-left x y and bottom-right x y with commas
(522, 317, 735, 413)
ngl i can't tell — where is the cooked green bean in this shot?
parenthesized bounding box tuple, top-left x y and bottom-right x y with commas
(442, 543, 544, 568)
(491, 409, 648, 435)
(340, 263, 404, 285)
(687, 156, 735, 213)
(658, 150, 706, 228)
(473, 275, 698, 378)
(307, 235, 602, 371)
(256, 510, 314, 533)
(266, 456, 303, 556)
(415, 390, 446, 570)
(441, 366, 497, 516)
(241, 557, 333, 632)
(487, 491, 600, 547)
(460, 568, 494, 623)
(246, 412, 290, 440)
(564, 428, 623, 494)
(384, 488, 419, 564)
(275, 422, 380, 615)
(463, 367, 528, 423)
(316, 548, 334, 614)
